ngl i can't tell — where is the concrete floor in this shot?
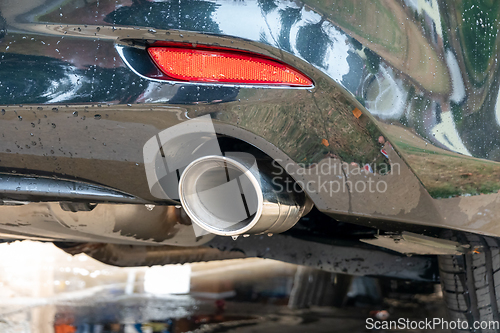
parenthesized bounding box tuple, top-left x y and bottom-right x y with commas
(0, 241, 450, 333)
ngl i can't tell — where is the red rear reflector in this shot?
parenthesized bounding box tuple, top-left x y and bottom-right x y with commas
(148, 47, 313, 87)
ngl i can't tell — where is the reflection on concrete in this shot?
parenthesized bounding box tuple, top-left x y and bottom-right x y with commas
(0, 241, 299, 332)
(0, 241, 447, 333)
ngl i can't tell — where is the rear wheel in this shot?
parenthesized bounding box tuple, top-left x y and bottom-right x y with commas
(438, 233, 500, 332)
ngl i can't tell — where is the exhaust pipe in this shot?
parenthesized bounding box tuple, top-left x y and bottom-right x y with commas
(179, 155, 312, 236)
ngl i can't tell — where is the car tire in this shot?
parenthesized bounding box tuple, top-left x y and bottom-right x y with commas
(438, 232, 500, 331)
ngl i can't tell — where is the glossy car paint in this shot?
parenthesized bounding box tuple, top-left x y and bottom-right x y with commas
(0, 0, 500, 242)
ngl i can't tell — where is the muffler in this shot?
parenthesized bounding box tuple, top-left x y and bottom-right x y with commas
(179, 154, 311, 236)
(56, 242, 245, 267)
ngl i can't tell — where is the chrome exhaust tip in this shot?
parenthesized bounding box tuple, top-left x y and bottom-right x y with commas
(179, 154, 311, 236)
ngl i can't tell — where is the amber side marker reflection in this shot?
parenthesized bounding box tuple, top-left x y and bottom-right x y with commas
(352, 108, 362, 119)
(148, 47, 313, 87)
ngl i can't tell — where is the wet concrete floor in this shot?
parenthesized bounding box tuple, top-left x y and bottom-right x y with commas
(0, 241, 450, 333)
